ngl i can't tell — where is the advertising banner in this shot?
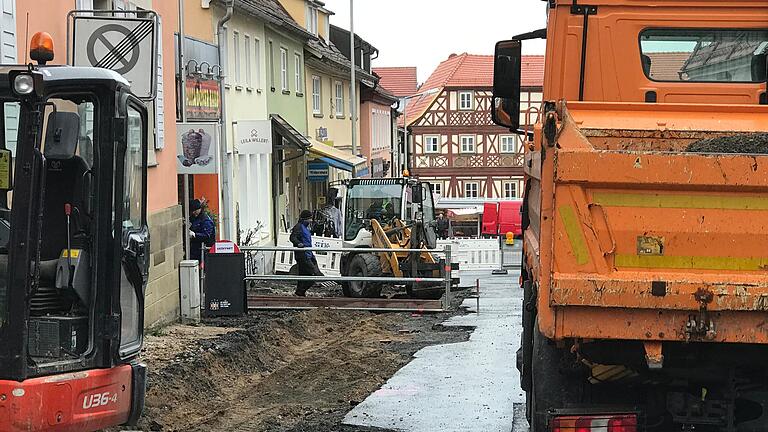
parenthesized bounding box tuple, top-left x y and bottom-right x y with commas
(176, 123, 219, 174)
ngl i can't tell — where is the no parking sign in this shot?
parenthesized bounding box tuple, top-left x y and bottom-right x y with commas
(71, 13, 157, 99)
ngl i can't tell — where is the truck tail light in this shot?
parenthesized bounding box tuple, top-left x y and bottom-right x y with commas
(552, 414, 637, 432)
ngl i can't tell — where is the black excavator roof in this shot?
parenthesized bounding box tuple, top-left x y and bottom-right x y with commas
(0, 64, 130, 89)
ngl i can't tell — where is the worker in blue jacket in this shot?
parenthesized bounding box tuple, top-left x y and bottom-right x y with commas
(289, 210, 322, 296)
(189, 199, 216, 262)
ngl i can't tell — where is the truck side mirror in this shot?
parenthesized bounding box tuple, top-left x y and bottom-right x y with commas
(492, 40, 522, 131)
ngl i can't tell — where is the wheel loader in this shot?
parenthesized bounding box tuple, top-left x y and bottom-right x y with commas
(308, 177, 455, 299)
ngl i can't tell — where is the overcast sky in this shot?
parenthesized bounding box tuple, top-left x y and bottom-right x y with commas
(322, 0, 548, 83)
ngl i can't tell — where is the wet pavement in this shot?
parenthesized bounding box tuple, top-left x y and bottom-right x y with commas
(344, 246, 528, 432)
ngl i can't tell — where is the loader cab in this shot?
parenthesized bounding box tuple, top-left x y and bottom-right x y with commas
(342, 178, 437, 249)
(0, 64, 149, 381)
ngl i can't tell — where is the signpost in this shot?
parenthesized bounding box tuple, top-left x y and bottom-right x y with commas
(71, 13, 157, 100)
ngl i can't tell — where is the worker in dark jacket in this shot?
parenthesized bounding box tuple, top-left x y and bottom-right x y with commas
(189, 199, 216, 262)
(289, 210, 322, 296)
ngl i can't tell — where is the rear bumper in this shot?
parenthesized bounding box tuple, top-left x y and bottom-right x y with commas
(0, 364, 143, 432)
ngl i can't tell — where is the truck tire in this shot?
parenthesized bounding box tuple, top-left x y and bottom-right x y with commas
(530, 327, 583, 432)
(342, 253, 383, 298)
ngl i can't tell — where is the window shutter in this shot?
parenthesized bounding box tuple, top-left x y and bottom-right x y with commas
(154, 16, 164, 149)
(0, 0, 16, 64)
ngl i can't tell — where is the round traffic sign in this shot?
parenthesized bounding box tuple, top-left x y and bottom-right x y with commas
(86, 23, 140, 75)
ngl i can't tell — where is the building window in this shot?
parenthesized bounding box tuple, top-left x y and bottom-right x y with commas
(465, 182, 479, 198)
(324, 14, 330, 39)
(334, 81, 344, 117)
(306, 5, 318, 35)
(424, 135, 439, 153)
(432, 182, 442, 197)
(312, 75, 322, 114)
(233, 31, 241, 84)
(254, 39, 261, 88)
(503, 181, 517, 199)
(294, 53, 302, 94)
(459, 91, 473, 110)
(460, 135, 475, 153)
(500, 135, 517, 153)
(280, 48, 288, 91)
(269, 40, 275, 89)
(244, 35, 252, 87)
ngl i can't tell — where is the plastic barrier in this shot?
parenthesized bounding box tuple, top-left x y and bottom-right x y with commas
(437, 238, 501, 271)
(273, 232, 343, 277)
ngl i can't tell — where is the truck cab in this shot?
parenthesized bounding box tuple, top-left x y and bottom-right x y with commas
(494, 1, 768, 431)
(0, 38, 150, 431)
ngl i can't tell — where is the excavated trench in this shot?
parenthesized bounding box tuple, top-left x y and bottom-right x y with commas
(114, 306, 471, 432)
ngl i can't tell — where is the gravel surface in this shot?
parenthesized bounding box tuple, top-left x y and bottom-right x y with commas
(685, 132, 768, 154)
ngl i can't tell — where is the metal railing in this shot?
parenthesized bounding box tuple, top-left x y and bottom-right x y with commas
(240, 245, 454, 310)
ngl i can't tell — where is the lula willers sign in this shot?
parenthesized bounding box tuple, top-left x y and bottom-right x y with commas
(186, 77, 220, 120)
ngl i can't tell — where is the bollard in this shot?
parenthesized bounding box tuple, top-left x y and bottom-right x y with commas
(476, 278, 480, 314)
(443, 245, 452, 311)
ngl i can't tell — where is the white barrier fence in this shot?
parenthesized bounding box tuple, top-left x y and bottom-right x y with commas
(438, 238, 501, 271)
(273, 232, 343, 277)
(274, 234, 501, 280)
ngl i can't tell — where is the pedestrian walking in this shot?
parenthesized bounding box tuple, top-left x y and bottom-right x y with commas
(189, 198, 216, 261)
(290, 210, 323, 296)
(436, 211, 450, 239)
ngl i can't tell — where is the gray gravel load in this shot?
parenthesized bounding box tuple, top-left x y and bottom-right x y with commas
(686, 132, 768, 154)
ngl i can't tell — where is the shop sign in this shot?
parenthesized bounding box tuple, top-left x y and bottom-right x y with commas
(236, 120, 272, 154)
(176, 122, 219, 174)
(307, 161, 329, 182)
(186, 77, 221, 120)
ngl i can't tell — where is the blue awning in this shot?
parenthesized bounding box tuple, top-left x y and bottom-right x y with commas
(319, 156, 353, 172)
(308, 138, 367, 175)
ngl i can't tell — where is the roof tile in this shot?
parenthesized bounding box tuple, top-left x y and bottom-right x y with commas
(421, 53, 544, 90)
(372, 67, 418, 97)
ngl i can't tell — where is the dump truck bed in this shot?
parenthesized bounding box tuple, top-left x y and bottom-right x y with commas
(531, 101, 768, 344)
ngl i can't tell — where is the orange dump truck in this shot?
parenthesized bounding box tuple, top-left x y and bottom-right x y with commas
(492, 1, 768, 431)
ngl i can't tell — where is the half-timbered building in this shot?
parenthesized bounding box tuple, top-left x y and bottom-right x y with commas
(406, 53, 544, 199)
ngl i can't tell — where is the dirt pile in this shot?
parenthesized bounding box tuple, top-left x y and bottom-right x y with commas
(685, 132, 768, 154)
(131, 309, 470, 432)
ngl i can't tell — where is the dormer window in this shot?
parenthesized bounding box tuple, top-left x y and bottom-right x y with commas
(306, 4, 318, 35)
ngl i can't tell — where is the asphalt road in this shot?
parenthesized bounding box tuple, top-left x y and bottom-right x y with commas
(345, 246, 529, 432)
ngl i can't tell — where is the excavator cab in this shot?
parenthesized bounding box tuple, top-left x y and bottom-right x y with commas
(0, 35, 149, 431)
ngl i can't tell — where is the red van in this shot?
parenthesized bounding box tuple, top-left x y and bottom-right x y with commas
(481, 202, 499, 235)
(497, 200, 523, 237)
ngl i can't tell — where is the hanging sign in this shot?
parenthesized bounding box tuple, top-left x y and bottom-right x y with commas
(307, 160, 329, 182)
(176, 122, 219, 174)
(235, 120, 272, 154)
(186, 77, 221, 120)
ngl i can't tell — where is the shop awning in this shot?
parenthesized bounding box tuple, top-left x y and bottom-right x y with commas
(446, 206, 484, 218)
(271, 114, 310, 151)
(308, 138, 367, 174)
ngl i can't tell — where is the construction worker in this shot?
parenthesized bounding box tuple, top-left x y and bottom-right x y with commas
(290, 210, 323, 296)
(189, 199, 215, 262)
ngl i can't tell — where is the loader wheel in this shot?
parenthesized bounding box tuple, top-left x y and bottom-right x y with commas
(530, 327, 583, 432)
(342, 253, 383, 298)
